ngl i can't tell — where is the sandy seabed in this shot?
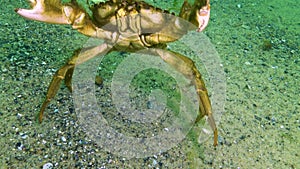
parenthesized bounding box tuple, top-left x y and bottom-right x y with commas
(0, 0, 299, 168)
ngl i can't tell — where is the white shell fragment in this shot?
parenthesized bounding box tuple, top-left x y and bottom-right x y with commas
(43, 162, 53, 169)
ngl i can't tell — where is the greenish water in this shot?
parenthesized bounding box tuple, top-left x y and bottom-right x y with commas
(0, 0, 299, 168)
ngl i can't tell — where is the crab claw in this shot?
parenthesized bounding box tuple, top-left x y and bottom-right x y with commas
(196, 0, 210, 32)
(15, 0, 68, 24)
(179, 0, 211, 32)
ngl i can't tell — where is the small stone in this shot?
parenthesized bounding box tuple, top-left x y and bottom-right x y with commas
(61, 136, 67, 142)
(2, 68, 8, 73)
(245, 61, 251, 65)
(16, 142, 23, 150)
(17, 113, 23, 118)
(153, 159, 157, 166)
(43, 162, 53, 169)
(21, 133, 28, 139)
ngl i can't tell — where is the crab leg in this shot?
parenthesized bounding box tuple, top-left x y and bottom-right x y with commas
(149, 48, 218, 146)
(38, 43, 111, 123)
(38, 52, 76, 123)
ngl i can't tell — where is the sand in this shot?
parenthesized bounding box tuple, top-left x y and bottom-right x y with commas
(0, 0, 299, 168)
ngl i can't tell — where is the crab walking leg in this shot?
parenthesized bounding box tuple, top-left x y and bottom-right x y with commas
(150, 48, 218, 146)
(64, 62, 75, 93)
(38, 56, 75, 123)
(64, 44, 111, 92)
(38, 43, 110, 123)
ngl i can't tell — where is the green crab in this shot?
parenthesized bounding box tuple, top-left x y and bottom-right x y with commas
(15, 0, 217, 146)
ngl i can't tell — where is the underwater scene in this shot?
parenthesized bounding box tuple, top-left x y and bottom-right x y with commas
(0, 0, 299, 168)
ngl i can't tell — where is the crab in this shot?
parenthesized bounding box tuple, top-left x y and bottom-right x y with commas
(15, 0, 218, 146)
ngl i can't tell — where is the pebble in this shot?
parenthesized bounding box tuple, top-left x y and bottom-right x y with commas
(16, 142, 24, 150)
(20, 133, 28, 139)
(2, 68, 8, 73)
(17, 113, 23, 118)
(43, 162, 53, 169)
(153, 159, 158, 166)
(245, 61, 251, 65)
